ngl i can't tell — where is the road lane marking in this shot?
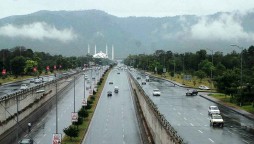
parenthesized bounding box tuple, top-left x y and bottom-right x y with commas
(207, 118, 210, 120)
(184, 117, 187, 120)
(198, 130, 203, 133)
(190, 123, 194, 126)
(242, 139, 249, 144)
(227, 130, 233, 134)
(200, 113, 203, 115)
(177, 112, 181, 115)
(209, 138, 214, 143)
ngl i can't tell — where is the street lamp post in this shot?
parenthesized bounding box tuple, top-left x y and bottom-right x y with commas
(230, 45, 243, 89)
(55, 82, 58, 134)
(230, 44, 244, 106)
(207, 48, 214, 79)
(74, 76, 76, 113)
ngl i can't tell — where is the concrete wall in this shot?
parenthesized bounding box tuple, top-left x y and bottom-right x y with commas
(128, 73, 183, 144)
(0, 73, 80, 143)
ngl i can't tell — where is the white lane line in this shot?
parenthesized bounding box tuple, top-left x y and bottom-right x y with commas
(207, 118, 210, 120)
(198, 130, 203, 133)
(242, 139, 249, 144)
(190, 123, 194, 126)
(209, 138, 215, 143)
(227, 130, 234, 134)
(184, 117, 187, 120)
(177, 112, 181, 115)
(200, 113, 203, 115)
(173, 108, 176, 111)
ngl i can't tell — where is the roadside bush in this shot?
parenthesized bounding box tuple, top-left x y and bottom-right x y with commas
(90, 96, 95, 101)
(78, 108, 88, 118)
(73, 117, 83, 126)
(87, 99, 93, 105)
(63, 125, 79, 140)
(85, 103, 92, 109)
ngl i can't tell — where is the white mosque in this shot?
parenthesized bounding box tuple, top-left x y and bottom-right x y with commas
(88, 44, 114, 60)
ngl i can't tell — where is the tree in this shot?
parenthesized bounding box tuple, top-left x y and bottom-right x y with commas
(10, 56, 26, 76)
(214, 69, 239, 95)
(195, 70, 206, 81)
(24, 60, 38, 75)
(198, 59, 214, 76)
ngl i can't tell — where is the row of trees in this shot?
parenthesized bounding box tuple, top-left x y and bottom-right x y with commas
(124, 46, 254, 106)
(0, 46, 111, 78)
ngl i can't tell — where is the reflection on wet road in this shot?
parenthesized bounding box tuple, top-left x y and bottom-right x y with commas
(131, 70, 254, 144)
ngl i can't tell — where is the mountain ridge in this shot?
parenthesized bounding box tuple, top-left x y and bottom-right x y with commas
(0, 9, 253, 58)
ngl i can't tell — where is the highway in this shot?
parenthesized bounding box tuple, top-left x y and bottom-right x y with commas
(83, 68, 142, 144)
(131, 70, 254, 144)
(21, 68, 101, 144)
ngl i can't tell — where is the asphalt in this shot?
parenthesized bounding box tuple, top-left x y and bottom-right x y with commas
(147, 72, 254, 121)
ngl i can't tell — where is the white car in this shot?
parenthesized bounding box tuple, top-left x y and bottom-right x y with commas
(34, 78, 41, 84)
(210, 114, 224, 127)
(114, 86, 119, 93)
(199, 85, 210, 90)
(208, 106, 220, 115)
(152, 89, 161, 96)
(20, 84, 28, 90)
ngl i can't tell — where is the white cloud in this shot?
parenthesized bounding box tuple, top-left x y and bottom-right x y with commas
(189, 13, 254, 41)
(0, 22, 77, 42)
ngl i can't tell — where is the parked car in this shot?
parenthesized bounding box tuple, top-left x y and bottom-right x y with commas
(152, 89, 161, 96)
(141, 81, 146, 85)
(186, 89, 198, 96)
(208, 106, 220, 115)
(107, 91, 112, 96)
(34, 78, 41, 84)
(29, 78, 34, 83)
(199, 85, 210, 90)
(19, 138, 33, 144)
(114, 86, 119, 93)
(20, 84, 28, 90)
(210, 114, 224, 127)
(136, 76, 141, 80)
(109, 81, 113, 84)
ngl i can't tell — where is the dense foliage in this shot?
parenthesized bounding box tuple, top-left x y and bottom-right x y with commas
(124, 46, 254, 106)
(0, 46, 112, 77)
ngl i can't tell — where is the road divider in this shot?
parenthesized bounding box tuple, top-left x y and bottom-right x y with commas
(128, 72, 183, 144)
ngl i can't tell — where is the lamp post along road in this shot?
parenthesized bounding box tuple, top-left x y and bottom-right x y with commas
(230, 45, 243, 89)
(74, 76, 76, 113)
(55, 82, 58, 134)
(207, 48, 214, 79)
(230, 44, 244, 106)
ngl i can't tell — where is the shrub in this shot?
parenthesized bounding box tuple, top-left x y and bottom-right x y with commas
(78, 108, 88, 118)
(90, 96, 95, 101)
(85, 103, 92, 109)
(63, 125, 79, 140)
(73, 117, 83, 126)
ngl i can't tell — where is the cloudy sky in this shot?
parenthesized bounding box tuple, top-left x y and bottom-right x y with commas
(1, 0, 254, 18)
